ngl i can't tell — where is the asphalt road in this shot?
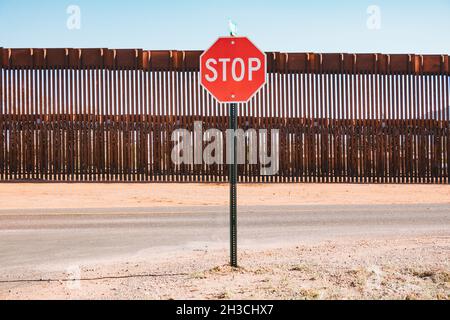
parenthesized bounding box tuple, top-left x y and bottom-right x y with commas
(0, 204, 449, 271)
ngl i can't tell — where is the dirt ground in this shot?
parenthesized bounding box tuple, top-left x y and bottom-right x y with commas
(1, 236, 449, 300)
(1, 183, 449, 210)
(0, 183, 449, 300)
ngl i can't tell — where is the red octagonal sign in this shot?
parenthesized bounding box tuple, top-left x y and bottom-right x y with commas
(200, 37, 267, 103)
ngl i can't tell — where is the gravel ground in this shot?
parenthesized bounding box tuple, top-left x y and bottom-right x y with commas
(1, 236, 448, 300)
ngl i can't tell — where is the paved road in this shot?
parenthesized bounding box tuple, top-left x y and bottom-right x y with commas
(0, 204, 449, 270)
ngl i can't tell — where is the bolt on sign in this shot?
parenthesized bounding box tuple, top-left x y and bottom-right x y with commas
(200, 37, 267, 103)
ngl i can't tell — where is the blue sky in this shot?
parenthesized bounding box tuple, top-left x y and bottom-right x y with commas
(0, 0, 449, 54)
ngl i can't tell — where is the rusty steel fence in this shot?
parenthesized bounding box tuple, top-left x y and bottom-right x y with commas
(0, 48, 449, 183)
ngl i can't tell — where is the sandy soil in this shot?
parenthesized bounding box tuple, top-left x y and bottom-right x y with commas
(0, 183, 449, 210)
(1, 236, 448, 300)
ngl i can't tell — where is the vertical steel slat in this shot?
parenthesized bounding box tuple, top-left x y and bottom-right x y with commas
(444, 72, 450, 184)
(10, 68, 15, 180)
(0, 59, 3, 181)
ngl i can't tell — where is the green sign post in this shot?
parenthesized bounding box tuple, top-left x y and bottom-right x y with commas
(229, 101, 238, 267)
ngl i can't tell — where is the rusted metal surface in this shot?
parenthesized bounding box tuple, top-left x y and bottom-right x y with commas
(0, 48, 449, 183)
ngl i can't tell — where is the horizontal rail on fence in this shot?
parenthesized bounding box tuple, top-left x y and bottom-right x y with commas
(1, 48, 449, 74)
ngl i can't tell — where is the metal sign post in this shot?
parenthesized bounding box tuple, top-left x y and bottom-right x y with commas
(229, 26, 238, 268)
(229, 102, 238, 267)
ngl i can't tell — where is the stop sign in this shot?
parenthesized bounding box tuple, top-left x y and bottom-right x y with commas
(200, 37, 267, 103)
